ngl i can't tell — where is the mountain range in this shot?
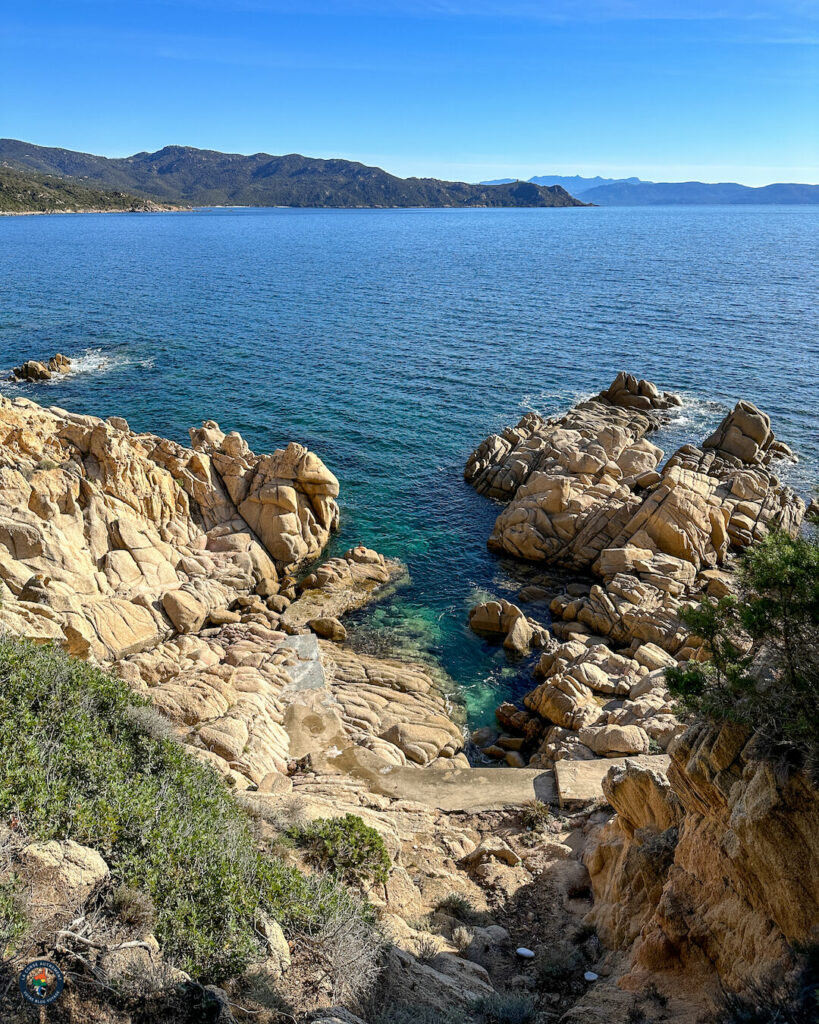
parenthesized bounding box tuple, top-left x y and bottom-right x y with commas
(0, 140, 584, 210)
(481, 173, 819, 205)
(577, 179, 819, 205)
(5, 140, 817, 210)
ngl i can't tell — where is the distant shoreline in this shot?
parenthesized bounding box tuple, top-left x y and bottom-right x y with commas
(5, 203, 819, 217)
(0, 207, 187, 217)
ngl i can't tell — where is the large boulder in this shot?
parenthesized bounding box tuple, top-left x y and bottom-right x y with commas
(597, 371, 683, 411)
(11, 360, 51, 382)
(578, 724, 650, 757)
(200, 432, 340, 570)
(630, 722, 819, 990)
(17, 839, 109, 918)
(465, 380, 668, 501)
(584, 762, 681, 949)
(468, 598, 551, 653)
(703, 400, 774, 465)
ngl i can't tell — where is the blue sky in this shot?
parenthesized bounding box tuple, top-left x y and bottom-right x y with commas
(2, 0, 818, 184)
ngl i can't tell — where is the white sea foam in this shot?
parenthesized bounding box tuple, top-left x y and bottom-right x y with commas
(68, 347, 154, 376)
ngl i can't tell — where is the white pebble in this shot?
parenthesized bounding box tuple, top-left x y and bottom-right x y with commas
(584, 971, 599, 982)
(516, 947, 535, 959)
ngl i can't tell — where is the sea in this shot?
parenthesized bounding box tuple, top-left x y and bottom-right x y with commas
(1, 205, 817, 726)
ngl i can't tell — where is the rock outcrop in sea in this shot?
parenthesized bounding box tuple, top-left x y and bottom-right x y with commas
(8, 352, 72, 381)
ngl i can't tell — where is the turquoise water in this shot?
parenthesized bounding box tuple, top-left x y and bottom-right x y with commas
(1, 206, 818, 725)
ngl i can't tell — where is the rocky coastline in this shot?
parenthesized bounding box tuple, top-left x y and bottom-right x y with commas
(464, 371, 804, 772)
(0, 374, 816, 1023)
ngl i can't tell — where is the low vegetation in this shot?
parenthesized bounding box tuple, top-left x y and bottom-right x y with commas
(0, 876, 27, 959)
(717, 942, 819, 1023)
(0, 638, 372, 981)
(533, 939, 586, 996)
(520, 798, 552, 831)
(286, 813, 392, 885)
(667, 522, 819, 780)
(0, 166, 177, 213)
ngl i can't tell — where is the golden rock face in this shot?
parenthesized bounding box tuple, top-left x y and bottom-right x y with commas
(0, 394, 338, 662)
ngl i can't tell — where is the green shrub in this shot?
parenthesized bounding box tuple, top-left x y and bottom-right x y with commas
(666, 527, 819, 779)
(414, 933, 443, 964)
(520, 798, 552, 831)
(110, 882, 156, 932)
(286, 813, 391, 885)
(0, 876, 28, 959)
(0, 638, 369, 981)
(533, 940, 584, 994)
(435, 892, 489, 926)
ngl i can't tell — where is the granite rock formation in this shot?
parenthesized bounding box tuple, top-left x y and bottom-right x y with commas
(583, 723, 819, 998)
(0, 380, 814, 1022)
(468, 598, 554, 654)
(8, 352, 72, 382)
(465, 377, 804, 770)
(0, 396, 338, 660)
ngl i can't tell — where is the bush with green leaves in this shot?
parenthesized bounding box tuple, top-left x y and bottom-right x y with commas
(0, 638, 371, 981)
(666, 525, 819, 779)
(286, 813, 391, 885)
(0, 876, 28, 959)
(520, 798, 552, 831)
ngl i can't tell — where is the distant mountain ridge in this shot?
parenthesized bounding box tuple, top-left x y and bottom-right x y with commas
(480, 174, 644, 193)
(0, 140, 586, 209)
(580, 179, 819, 205)
(480, 171, 819, 205)
(530, 174, 643, 193)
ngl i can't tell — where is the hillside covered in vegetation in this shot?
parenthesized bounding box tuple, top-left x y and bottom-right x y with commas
(0, 165, 183, 213)
(0, 139, 586, 208)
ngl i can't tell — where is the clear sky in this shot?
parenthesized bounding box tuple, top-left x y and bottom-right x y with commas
(2, 0, 818, 185)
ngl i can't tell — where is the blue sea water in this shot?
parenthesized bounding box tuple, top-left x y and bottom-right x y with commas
(1, 206, 817, 726)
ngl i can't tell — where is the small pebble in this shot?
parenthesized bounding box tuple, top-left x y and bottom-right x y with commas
(516, 947, 535, 959)
(584, 970, 599, 982)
